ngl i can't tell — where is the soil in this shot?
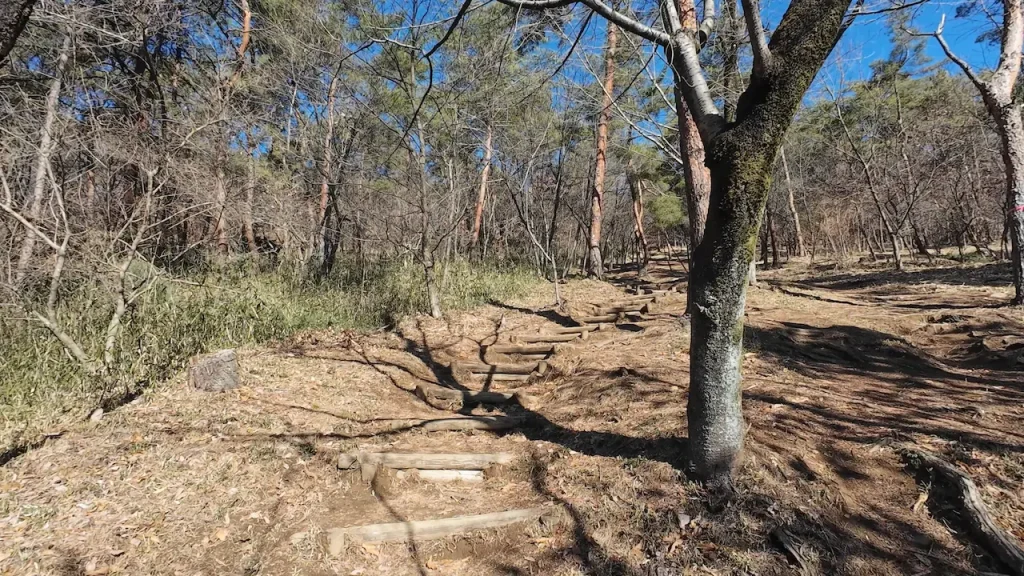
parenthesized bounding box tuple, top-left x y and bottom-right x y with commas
(2, 256, 1023, 576)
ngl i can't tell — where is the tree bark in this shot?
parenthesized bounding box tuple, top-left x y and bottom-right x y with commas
(14, 34, 70, 284)
(588, 21, 617, 279)
(470, 123, 493, 251)
(0, 0, 35, 66)
(780, 146, 805, 257)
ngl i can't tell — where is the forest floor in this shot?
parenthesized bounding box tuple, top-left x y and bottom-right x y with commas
(2, 255, 1023, 576)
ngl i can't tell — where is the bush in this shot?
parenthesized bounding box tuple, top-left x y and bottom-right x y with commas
(0, 257, 537, 453)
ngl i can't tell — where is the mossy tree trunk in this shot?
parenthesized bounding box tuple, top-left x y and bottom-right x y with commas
(677, 0, 854, 488)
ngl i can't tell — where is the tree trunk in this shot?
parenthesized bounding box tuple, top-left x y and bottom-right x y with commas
(627, 164, 650, 278)
(689, 145, 775, 490)
(212, 144, 229, 260)
(998, 105, 1024, 304)
(14, 34, 70, 284)
(0, 0, 36, 66)
(244, 143, 258, 255)
(780, 147, 805, 257)
(318, 76, 339, 245)
(470, 123, 493, 252)
(588, 21, 617, 279)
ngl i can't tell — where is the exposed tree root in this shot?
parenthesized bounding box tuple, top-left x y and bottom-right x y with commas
(897, 444, 1024, 576)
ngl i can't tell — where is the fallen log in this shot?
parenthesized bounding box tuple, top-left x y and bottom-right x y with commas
(485, 343, 556, 355)
(395, 469, 484, 482)
(515, 332, 585, 343)
(455, 360, 548, 375)
(327, 507, 550, 554)
(897, 444, 1024, 576)
(338, 451, 515, 470)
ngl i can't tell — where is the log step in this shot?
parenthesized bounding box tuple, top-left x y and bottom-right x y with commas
(327, 507, 550, 554)
(414, 416, 521, 432)
(514, 332, 585, 343)
(576, 314, 620, 324)
(455, 360, 548, 375)
(476, 373, 532, 382)
(415, 383, 515, 410)
(338, 452, 515, 470)
(485, 343, 556, 355)
(395, 469, 484, 482)
(595, 302, 648, 315)
(550, 324, 605, 335)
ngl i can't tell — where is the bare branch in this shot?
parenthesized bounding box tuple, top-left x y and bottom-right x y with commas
(495, 0, 674, 45)
(741, 0, 772, 75)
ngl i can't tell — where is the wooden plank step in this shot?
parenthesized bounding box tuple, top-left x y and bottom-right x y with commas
(327, 508, 550, 554)
(550, 324, 605, 335)
(338, 452, 515, 470)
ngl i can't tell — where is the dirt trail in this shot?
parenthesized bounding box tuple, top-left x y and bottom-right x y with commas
(2, 259, 1023, 575)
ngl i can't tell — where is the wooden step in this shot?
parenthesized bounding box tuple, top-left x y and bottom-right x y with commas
(576, 313, 620, 324)
(454, 360, 548, 375)
(415, 383, 515, 410)
(485, 343, 556, 355)
(514, 332, 585, 344)
(338, 452, 515, 470)
(327, 507, 551, 554)
(550, 324, 605, 335)
(395, 469, 484, 482)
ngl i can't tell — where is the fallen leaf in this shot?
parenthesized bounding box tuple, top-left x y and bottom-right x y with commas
(214, 528, 229, 541)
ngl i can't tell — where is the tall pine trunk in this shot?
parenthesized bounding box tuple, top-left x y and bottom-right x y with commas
(588, 21, 617, 279)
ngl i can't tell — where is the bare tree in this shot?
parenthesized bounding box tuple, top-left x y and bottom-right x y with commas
(13, 32, 70, 284)
(925, 6, 1024, 303)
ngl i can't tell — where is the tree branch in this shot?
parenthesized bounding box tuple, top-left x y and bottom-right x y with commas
(741, 0, 771, 75)
(930, 15, 989, 96)
(495, 0, 673, 45)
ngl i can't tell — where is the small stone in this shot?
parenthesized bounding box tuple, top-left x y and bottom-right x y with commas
(89, 408, 104, 422)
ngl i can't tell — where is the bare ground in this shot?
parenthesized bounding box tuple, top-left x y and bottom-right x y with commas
(2, 257, 1023, 576)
